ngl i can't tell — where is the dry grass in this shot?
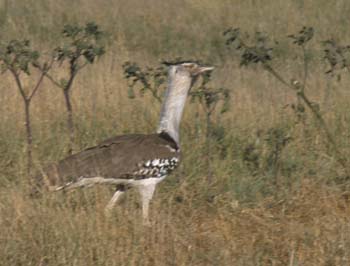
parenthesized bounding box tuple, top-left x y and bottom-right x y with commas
(1, 179, 350, 265)
(2, 0, 350, 265)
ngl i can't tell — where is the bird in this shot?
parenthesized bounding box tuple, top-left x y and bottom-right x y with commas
(36, 62, 214, 225)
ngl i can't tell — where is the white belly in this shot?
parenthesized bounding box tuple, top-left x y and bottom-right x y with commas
(132, 176, 166, 187)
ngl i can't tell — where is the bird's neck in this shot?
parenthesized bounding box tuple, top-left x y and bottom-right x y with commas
(157, 75, 192, 146)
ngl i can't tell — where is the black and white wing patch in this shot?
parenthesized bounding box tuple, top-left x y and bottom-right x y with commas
(134, 157, 179, 179)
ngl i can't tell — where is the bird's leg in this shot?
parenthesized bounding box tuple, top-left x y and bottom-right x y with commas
(104, 185, 127, 215)
(105, 190, 125, 214)
(138, 183, 157, 226)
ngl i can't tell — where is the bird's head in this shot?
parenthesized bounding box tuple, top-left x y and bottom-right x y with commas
(168, 61, 214, 77)
(166, 62, 214, 93)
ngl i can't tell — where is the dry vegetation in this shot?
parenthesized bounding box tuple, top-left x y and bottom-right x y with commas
(1, 0, 350, 265)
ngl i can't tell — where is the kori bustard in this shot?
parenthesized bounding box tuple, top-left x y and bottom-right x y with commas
(38, 62, 213, 224)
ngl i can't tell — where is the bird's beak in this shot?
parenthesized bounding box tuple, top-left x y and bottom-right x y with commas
(189, 66, 214, 88)
(199, 66, 215, 72)
(193, 66, 214, 76)
(181, 62, 214, 76)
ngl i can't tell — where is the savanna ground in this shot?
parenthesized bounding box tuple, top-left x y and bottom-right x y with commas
(1, 0, 350, 265)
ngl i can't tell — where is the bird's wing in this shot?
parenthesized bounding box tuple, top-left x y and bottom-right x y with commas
(44, 133, 179, 186)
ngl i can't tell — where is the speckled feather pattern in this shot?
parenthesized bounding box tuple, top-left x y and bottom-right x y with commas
(134, 157, 179, 179)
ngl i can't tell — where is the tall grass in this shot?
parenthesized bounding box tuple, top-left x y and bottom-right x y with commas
(1, 0, 350, 265)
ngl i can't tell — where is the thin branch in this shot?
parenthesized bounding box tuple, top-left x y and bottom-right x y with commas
(302, 45, 308, 91)
(262, 63, 294, 90)
(76, 61, 89, 72)
(11, 68, 27, 101)
(34, 60, 63, 88)
(149, 87, 162, 103)
(44, 72, 62, 88)
(65, 69, 76, 91)
(28, 59, 55, 100)
(28, 68, 48, 101)
(297, 91, 348, 172)
(28, 73, 45, 100)
(208, 103, 216, 116)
